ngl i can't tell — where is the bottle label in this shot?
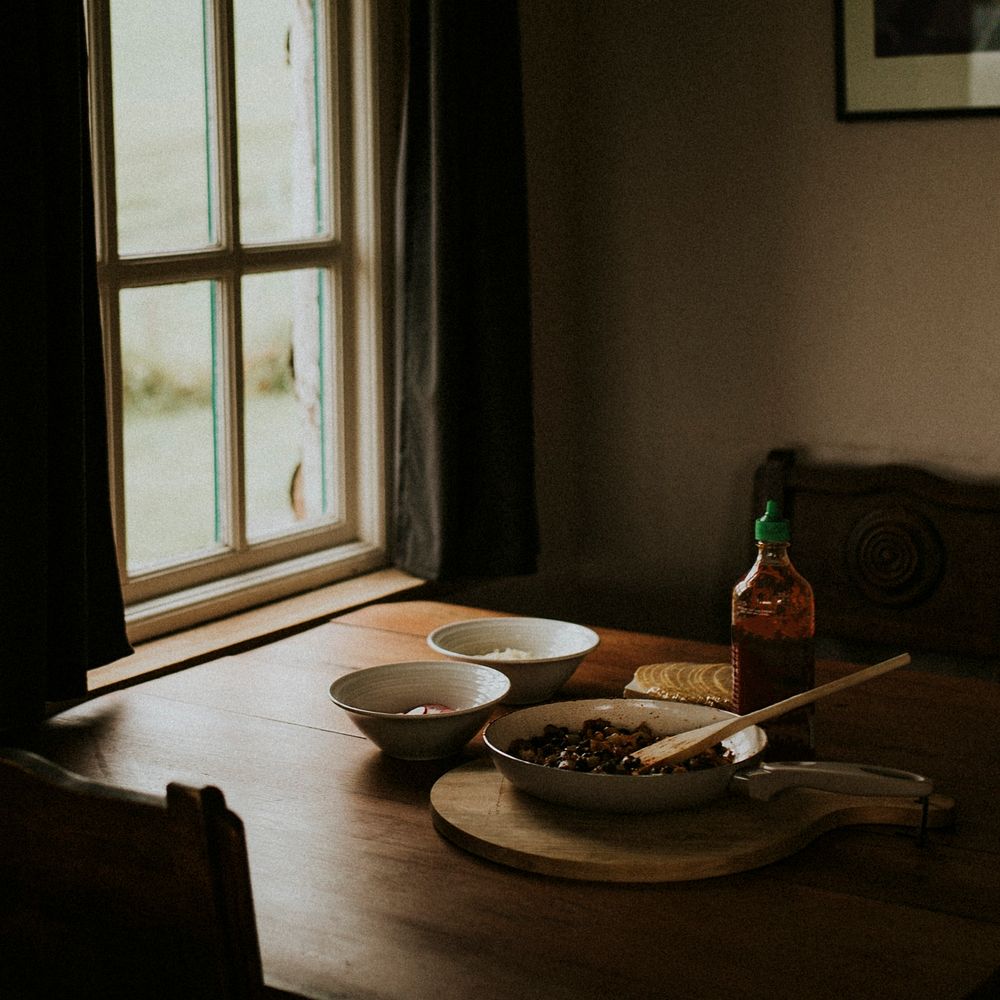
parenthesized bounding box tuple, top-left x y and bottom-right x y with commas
(731, 631, 815, 760)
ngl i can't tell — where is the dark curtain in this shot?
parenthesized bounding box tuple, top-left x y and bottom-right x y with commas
(1, 6, 132, 730)
(394, 0, 539, 580)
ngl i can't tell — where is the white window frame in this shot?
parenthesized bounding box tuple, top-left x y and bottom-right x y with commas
(85, 0, 387, 643)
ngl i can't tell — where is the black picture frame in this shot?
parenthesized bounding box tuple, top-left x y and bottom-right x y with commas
(836, 0, 1000, 120)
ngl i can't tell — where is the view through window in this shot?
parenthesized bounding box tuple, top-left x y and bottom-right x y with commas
(87, 0, 385, 640)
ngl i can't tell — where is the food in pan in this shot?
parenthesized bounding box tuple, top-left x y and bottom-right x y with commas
(506, 718, 734, 775)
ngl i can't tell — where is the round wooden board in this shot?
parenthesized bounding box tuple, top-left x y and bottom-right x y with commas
(430, 759, 953, 882)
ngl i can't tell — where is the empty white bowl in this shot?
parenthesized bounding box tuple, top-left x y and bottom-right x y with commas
(427, 617, 600, 704)
(328, 661, 510, 760)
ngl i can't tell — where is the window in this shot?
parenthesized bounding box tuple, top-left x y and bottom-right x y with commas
(85, 0, 386, 642)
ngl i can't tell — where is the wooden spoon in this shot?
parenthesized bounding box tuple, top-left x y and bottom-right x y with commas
(629, 653, 911, 772)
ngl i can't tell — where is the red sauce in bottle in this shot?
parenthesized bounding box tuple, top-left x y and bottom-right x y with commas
(731, 501, 815, 760)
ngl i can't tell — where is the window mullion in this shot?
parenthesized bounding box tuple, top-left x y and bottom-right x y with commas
(209, 0, 246, 552)
(210, 0, 239, 251)
(85, 0, 117, 260)
(108, 243, 342, 287)
(86, 0, 129, 579)
(214, 273, 245, 552)
(344, 0, 384, 550)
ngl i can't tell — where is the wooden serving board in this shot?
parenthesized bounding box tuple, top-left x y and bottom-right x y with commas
(430, 759, 954, 883)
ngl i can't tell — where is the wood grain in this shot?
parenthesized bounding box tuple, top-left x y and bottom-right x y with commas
(14, 600, 1000, 1000)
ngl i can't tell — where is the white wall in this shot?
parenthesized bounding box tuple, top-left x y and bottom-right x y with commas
(452, 1, 1000, 643)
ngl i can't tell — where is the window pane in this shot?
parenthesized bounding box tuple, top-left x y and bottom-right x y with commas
(235, 0, 328, 243)
(111, 0, 216, 254)
(243, 269, 336, 538)
(121, 282, 221, 569)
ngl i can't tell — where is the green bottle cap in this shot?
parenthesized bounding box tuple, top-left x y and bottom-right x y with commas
(755, 499, 790, 542)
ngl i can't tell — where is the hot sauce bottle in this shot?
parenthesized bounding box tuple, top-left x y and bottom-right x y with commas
(731, 500, 815, 760)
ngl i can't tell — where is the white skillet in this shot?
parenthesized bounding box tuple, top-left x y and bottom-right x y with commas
(483, 699, 932, 814)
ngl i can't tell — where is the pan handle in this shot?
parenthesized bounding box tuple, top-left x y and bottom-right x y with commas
(730, 761, 934, 802)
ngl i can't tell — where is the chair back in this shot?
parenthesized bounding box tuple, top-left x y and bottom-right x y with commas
(753, 449, 1000, 660)
(0, 748, 271, 999)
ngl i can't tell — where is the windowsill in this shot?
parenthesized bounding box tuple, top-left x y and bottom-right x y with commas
(87, 568, 426, 694)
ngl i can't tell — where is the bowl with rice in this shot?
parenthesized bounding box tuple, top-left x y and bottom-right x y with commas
(427, 616, 600, 704)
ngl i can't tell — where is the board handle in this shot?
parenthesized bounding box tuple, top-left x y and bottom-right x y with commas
(730, 761, 934, 802)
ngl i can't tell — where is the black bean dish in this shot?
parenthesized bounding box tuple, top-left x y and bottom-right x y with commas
(506, 718, 734, 775)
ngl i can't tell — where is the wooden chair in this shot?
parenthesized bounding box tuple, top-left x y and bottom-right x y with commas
(0, 748, 301, 1000)
(752, 449, 1000, 672)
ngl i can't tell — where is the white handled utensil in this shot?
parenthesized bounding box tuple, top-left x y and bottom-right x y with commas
(629, 653, 911, 772)
(729, 760, 933, 802)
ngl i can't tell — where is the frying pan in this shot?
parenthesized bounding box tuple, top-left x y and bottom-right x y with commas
(482, 699, 932, 814)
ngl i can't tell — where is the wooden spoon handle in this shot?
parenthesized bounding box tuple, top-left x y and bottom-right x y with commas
(737, 653, 911, 730)
(632, 653, 912, 770)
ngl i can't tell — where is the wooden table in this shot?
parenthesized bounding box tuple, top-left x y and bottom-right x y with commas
(22, 601, 1000, 999)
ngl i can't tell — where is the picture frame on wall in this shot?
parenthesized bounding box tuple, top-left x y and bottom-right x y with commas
(836, 0, 1000, 119)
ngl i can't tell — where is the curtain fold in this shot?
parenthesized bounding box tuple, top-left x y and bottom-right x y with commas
(394, 0, 539, 580)
(1, 5, 131, 730)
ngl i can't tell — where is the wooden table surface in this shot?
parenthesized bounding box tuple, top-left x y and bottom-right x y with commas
(22, 601, 1000, 1000)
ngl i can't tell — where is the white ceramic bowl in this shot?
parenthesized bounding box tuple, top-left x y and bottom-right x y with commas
(328, 661, 511, 760)
(427, 617, 600, 704)
(483, 699, 765, 813)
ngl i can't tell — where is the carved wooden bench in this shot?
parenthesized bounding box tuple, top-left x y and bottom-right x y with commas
(752, 449, 1000, 674)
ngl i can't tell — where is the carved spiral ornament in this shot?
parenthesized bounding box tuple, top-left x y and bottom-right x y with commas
(845, 506, 945, 608)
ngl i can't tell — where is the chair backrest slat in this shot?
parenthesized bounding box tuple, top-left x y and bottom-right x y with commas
(753, 448, 1000, 660)
(0, 748, 269, 999)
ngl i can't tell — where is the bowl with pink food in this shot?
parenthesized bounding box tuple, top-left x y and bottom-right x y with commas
(328, 661, 510, 760)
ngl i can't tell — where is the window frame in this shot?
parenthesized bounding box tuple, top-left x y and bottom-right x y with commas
(85, 0, 388, 643)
